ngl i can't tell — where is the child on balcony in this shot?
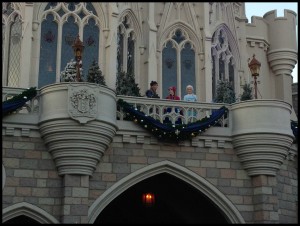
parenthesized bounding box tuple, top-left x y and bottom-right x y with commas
(184, 85, 197, 120)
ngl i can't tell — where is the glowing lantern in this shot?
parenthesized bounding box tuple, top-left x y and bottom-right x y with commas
(142, 192, 155, 207)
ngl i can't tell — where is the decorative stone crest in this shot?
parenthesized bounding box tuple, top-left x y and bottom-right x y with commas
(68, 85, 97, 123)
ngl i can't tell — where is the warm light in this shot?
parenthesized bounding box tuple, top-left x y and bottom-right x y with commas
(142, 192, 155, 207)
(248, 54, 261, 77)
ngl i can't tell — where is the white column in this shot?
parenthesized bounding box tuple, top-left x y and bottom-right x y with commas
(147, 3, 158, 85)
(104, 3, 119, 90)
(19, 3, 34, 88)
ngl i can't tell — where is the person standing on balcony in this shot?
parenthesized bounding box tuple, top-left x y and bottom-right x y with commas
(164, 86, 182, 124)
(184, 85, 197, 119)
(145, 81, 160, 98)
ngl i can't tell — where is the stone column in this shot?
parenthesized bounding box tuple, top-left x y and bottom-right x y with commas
(252, 175, 279, 223)
(61, 175, 89, 223)
(19, 2, 34, 88)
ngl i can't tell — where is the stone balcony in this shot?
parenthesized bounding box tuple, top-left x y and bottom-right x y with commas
(2, 84, 297, 177)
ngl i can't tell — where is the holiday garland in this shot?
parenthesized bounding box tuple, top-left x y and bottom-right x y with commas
(117, 99, 228, 142)
(2, 87, 37, 117)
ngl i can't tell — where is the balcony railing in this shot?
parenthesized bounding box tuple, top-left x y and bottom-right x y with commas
(2, 87, 230, 128)
(116, 95, 230, 127)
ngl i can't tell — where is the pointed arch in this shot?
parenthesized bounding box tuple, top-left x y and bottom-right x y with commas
(211, 23, 241, 99)
(158, 22, 201, 98)
(2, 202, 59, 223)
(88, 160, 245, 223)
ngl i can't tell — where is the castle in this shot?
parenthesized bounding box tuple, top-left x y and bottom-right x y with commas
(2, 3, 298, 223)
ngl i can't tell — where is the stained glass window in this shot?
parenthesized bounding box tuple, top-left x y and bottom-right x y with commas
(211, 27, 235, 99)
(180, 42, 195, 99)
(83, 17, 99, 79)
(39, 2, 99, 87)
(127, 33, 135, 75)
(162, 41, 177, 98)
(162, 29, 196, 98)
(38, 14, 58, 88)
(117, 16, 136, 74)
(7, 16, 22, 87)
(117, 27, 124, 72)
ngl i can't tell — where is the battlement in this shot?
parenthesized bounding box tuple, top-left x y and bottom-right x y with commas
(263, 9, 297, 21)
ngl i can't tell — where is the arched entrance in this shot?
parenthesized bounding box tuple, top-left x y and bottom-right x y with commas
(89, 160, 244, 223)
(95, 173, 228, 224)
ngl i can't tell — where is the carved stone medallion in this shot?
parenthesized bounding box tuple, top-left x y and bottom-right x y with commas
(68, 85, 97, 123)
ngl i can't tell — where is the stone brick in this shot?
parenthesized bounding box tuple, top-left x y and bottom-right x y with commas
(200, 160, 216, 168)
(132, 149, 145, 156)
(63, 205, 70, 215)
(110, 155, 128, 163)
(34, 170, 48, 178)
(230, 179, 243, 187)
(49, 188, 62, 197)
(191, 152, 205, 160)
(25, 150, 41, 159)
(42, 152, 52, 159)
(48, 171, 59, 178)
(14, 169, 34, 178)
(70, 205, 88, 216)
(81, 176, 89, 188)
(131, 164, 146, 172)
(176, 152, 192, 159)
(128, 156, 147, 164)
(3, 141, 12, 148)
(5, 149, 25, 158)
(252, 175, 268, 187)
(206, 153, 218, 160)
(47, 179, 62, 188)
(270, 211, 279, 221)
(102, 173, 117, 182)
(89, 181, 106, 190)
(189, 167, 206, 177)
(219, 187, 239, 195)
(218, 178, 230, 186)
(220, 169, 236, 178)
(32, 188, 49, 197)
(62, 216, 80, 224)
(216, 161, 230, 168)
(158, 151, 176, 158)
(254, 187, 273, 195)
(35, 142, 47, 150)
(144, 149, 159, 157)
(24, 197, 38, 204)
(113, 148, 132, 156)
(38, 159, 56, 170)
(185, 159, 200, 167)
(5, 177, 19, 186)
(64, 175, 80, 187)
(254, 211, 270, 221)
(20, 159, 38, 169)
(112, 163, 130, 174)
(206, 168, 220, 178)
(37, 179, 47, 187)
(244, 196, 253, 205)
(13, 142, 35, 150)
(3, 187, 16, 196)
(238, 188, 253, 196)
(39, 198, 55, 205)
(236, 204, 254, 211)
(19, 178, 37, 187)
(16, 187, 31, 196)
(236, 170, 249, 180)
(180, 146, 194, 152)
(97, 163, 112, 173)
(218, 154, 232, 161)
(206, 178, 218, 186)
(228, 195, 243, 204)
(3, 158, 20, 168)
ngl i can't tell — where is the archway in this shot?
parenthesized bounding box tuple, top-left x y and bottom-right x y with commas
(88, 160, 245, 223)
(95, 173, 228, 224)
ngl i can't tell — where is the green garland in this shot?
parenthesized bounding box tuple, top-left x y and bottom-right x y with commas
(2, 87, 37, 116)
(117, 99, 228, 142)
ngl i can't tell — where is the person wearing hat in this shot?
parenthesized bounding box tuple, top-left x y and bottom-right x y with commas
(145, 81, 160, 98)
(164, 86, 182, 124)
(166, 86, 180, 100)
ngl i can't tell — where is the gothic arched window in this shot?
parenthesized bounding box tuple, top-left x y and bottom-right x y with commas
(117, 16, 136, 74)
(162, 29, 196, 99)
(2, 3, 22, 87)
(211, 27, 235, 100)
(38, 2, 100, 88)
